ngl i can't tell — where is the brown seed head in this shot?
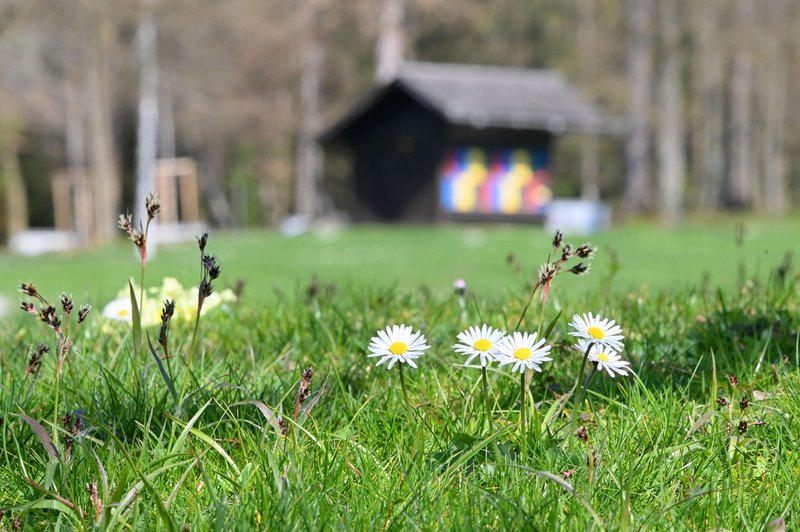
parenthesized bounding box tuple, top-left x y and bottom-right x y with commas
(88, 482, 103, 523)
(538, 262, 558, 286)
(552, 229, 564, 249)
(60, 293, 73, 315)
(19, 282, 41, 299)
(146, 192, 162, 220)
(575, 244, 596, 259)
(727, 374, 739, 389)
(78, 305, 91, 323)
(161, 299, 175, 322)
(118, 213, 134, 235)
(739, 395, 749, 411)
(568, 263, 590, 276)
(716, 396, 728, 407)
(560, 244, 573, 261)
(25, 344, 49, 376)
(738, 419, 748, 434)
(19, 301, 37, 315)
(197, 232, 209, 253)
(561, 468, 576, 480)
(576, 425, 589, 443)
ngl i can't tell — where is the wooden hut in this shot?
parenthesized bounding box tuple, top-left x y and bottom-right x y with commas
(320, 62, 621, 222)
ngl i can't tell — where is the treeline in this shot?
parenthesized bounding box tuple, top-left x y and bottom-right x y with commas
(0, 0, 798, 241)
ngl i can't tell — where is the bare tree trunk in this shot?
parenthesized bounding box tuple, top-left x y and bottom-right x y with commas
(294, 0, 324, 218)
(0, 123, 28, 239)
(577, 0, 599, 201)
(728, 0, 755, 209)
(87, 14, 121, 243)
(656, 0, 685, 225)
(375, 0, 407, 84)
(691, 0, 725, 210)
(761, 0, 787, 213)
(624, 0, 654, 213)
(135, 0, 159, 227)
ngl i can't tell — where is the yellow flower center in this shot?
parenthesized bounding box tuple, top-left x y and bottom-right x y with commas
(474, 338, 492, 351)
(118, 309, 130, 317)
(596, 352, 610, 362)
(514, 347, 532, 360)
(389, 341, 408, 355)
(587, 326, 605, 339)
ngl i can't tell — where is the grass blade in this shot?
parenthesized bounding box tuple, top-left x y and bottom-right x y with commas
(129, 280, 142, 357)
(13, 414, 59, 460)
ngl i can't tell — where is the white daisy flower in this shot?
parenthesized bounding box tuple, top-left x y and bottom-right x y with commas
(569, 312, 625, 352)
(453, 325, 507, 367)
(494, 331, 552, 374)
(102, 298, 133, 322)
(575, 341, 631, 378)
(368, 324, 430, 370)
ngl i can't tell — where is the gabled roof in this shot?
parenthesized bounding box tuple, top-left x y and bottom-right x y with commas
(321, 61, 624, 141)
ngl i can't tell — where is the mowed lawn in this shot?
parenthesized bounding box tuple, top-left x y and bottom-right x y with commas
(0, 215, 797, 309)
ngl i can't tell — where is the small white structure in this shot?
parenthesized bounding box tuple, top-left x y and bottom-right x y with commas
(545, 199, 609, 235)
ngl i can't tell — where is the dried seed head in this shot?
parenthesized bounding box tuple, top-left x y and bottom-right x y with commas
(716, 396, 728, 407)
(118, 213, 134, 235)
(19, 282, 41, 299)
(199, 279, 213, 298)
(738, 419, 748, 434)
(88, 482, 103, 523)
(561, 468, 576, 480)
(161, 299, 175, 322)
(575, 244, 596, 259)
(60, 293, 74, 315)
(39, 305, 61, 331)
(576, 425, 589, 443)
(26, 344, 49, 376)
(552, 229, 564, 249)
(145, 192, 162, 220)
(538, 262, 558, 286)
(727, 374, 739, 389)
(19, 301, 37, 315)
(208, 263, 221, 280)
(568, 262, 590, 276)
(78, 304, 91, 323)
(197, 232, 209, 253)
(299, 367, 313, 402)
(739, 395, 749, 411)
(277, 417, 288, 436)
(560, 244, 573, 261)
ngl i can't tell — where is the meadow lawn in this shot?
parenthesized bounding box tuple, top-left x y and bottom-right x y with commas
(0, 215, 799, 529)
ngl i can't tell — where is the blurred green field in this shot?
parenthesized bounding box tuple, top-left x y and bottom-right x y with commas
(0, 215, 797, 309)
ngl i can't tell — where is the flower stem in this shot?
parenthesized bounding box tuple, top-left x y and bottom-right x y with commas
(514, 283, 541, 332)
(519, 370, 527, 456)
(398, 363, 412, 414)
(481, 366, 492, 432)
(575, 365, 598, 414)
(570, 341, 595, 423)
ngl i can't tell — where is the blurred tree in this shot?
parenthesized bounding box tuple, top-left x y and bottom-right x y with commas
(624, 0, 654, 214)
(655, 0, 685, 225)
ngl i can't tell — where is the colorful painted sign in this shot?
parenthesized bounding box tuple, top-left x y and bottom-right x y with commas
(439, 147, 552, 215)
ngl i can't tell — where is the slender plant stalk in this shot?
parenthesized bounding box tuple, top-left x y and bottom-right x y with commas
(569, 341, 595, 422)
(514, 283, 541, 332)
(520, 370, 527, 456)
(575, 365, 598, 413)
(398, 363, 412, 414)
(481, 366, 492, 432)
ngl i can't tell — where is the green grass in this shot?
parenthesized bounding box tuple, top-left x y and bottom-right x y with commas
(0, 219, 799, 529)
(0, 215, 798, 308)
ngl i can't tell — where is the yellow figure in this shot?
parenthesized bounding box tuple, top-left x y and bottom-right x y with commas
(453, 148, 487, 212)
(500, 150, 534, 214)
